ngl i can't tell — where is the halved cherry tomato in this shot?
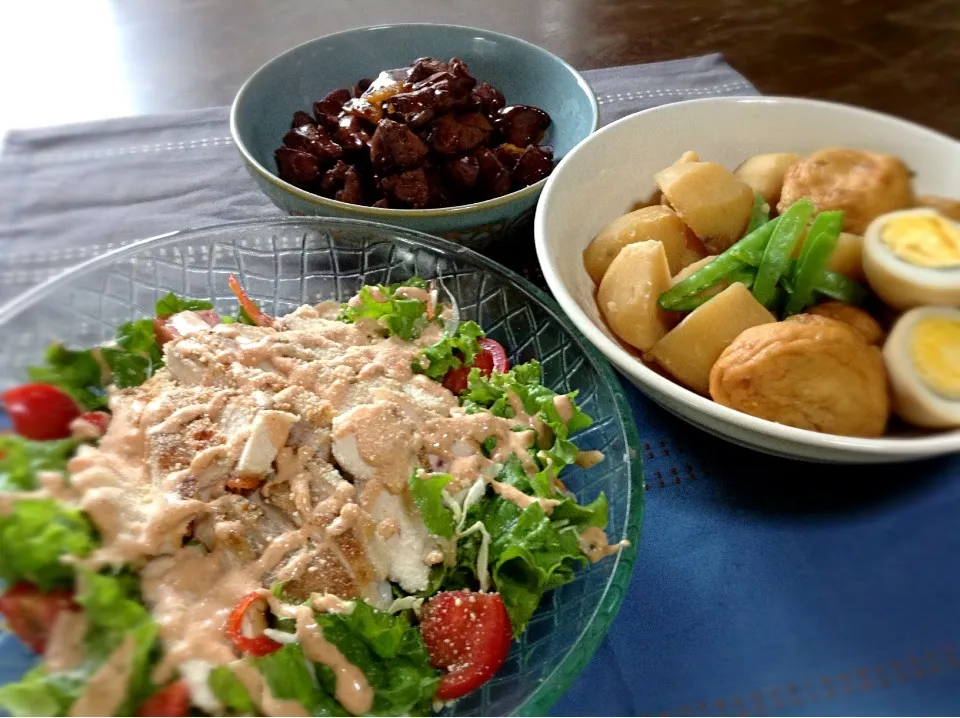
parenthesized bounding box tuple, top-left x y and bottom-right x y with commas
(441, 338, 510, 395)
(478, 338, 510, 374)
(228, 274, 274, 328)
(420, 590, 513, 701)
(153, 309, 221, 346)
(135, 680, 191, 717)
(1, 383, 80, 441)
(0, 583, 77, 654)
(225, 592, 282, 656)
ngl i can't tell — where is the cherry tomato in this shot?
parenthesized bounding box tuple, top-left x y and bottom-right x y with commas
(477, 338, 510, 374)
(225, 592, 282, 656)
(442, 349, 493, 395)
(0, 583, 77, 654)
(153, 309, 221, 346)
(135, 680, 191, 717)
(1, 383, 80, 441)
(228, 274, 274, 327)
(420, 590, 513, 701)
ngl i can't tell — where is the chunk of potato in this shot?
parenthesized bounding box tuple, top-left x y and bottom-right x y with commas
(678, 227, 710, 269)
(734, 153, 799, 206)
(794, 230, 864, 282)
(655, 161, 754, 254)
(583, 206, 691, 284)
(673, 150, 700, 165)
(671, 255, 716, 285)
(826, 232, 865, 282)
(917, 195, 960, 222)
(647, 282, 776, 394)
(630, 189, 662, 212)
(661, 255, 719, 323)
(670, 254, 728, 301)
(629, 153, 701, 212)
(597, 241, 674, 352)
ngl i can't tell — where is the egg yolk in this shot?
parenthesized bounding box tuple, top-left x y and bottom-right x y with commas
(910, 317, 960, 399)
(881, 215, 960, 268)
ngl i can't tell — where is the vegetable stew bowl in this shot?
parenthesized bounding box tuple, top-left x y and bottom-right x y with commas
(535, 96, 960, 463)
(0, 217, 643, 716)
(230, 24, 599, 250)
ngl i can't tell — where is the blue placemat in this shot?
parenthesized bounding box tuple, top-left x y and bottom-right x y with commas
(552, 380, 960, 716)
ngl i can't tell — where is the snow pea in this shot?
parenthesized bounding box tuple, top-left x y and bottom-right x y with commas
(752, 199, 815, 308)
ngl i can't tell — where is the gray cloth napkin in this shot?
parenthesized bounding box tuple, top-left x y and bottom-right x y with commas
(0, 53, 756, 304)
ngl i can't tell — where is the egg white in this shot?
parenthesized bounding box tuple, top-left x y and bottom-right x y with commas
(863, 209, 960, 311)
(883, 306, 960, 429)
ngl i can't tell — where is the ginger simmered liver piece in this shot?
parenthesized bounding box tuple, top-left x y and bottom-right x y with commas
(274, 56, 554, 208)
(370, 119, 429, 172)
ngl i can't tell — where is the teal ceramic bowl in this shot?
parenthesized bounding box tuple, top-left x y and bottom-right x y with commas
(230, 24, 599, 249)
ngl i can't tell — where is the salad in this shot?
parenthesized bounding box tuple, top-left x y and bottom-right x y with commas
(0, 276, 626, 717)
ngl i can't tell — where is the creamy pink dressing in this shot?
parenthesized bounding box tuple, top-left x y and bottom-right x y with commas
(44, 610, 87, 673)
(489, 479, 561, 514)
(230, 660, 310, 718)
(294, 604, 374, 715)
(68, 634, 137, 717)
(507, 392, 552, 448)
(575, 450, 605, 469)
(42, 296, 617, 712)
(553, 394, 574, 423)
(393, 286, 431, 302)
(420, 411, 538, 492)
(70, 416, 105, 441)
(578, 527, 630, 563)
(142, 548, 257, 680)
(310, 592, 355, 614)
(376, 518, 400, 539)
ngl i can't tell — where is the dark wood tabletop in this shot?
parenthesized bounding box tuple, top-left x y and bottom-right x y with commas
(1, 0, 958, 140)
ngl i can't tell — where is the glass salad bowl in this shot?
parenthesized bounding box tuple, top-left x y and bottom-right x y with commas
(0, 217, 643, 716)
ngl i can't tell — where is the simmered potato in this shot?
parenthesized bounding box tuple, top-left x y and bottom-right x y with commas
(670, 255, 716, 285)
(630, 153, 700, 212)
(655, 161, 754, 254)
(673, 150, 700, 165)
(663, 255, 723, 321)
(597, 241, 674, 352)
(734, 152, 800, 206)
(583, 206, 692, 284)
(792, 230, 865, 282)
(648, 283, 776, 394)
(917, 195, 960, 222)
(826, 232, 866, 282)
(678, 227, 710, 268)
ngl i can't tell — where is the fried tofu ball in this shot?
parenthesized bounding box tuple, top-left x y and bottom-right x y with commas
(778, 148, 914, 234)
(709, 315, 890, 437)
(803, 302, 886, 345)
(916, 195, 960, 222)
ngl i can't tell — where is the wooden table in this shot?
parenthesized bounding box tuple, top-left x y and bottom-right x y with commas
(1, 0, 958, 139)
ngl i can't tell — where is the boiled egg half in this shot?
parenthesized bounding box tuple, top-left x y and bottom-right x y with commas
(863, 209, 960, 310)
(883, 306, 960, 429)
